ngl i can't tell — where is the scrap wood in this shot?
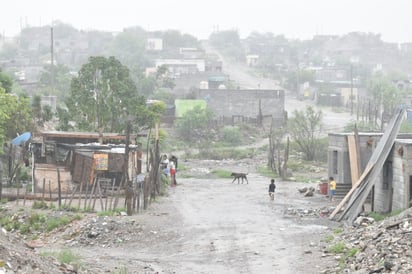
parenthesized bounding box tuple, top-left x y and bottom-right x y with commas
(347, 127, 361, 186)
(329, 163, 373, 219)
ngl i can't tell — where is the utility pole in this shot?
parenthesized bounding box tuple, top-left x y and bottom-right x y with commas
(124, 120, 131, 183)
(51, 27, 55, 95)
(350, 64, 354, 115)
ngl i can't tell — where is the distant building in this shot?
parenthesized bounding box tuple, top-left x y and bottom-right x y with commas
(246, 55, 259, 67)
(155, 59, 206, 76)
(146, 38, 163, 51)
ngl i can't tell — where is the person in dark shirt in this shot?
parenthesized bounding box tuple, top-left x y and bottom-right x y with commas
(268, 178, 276, 200)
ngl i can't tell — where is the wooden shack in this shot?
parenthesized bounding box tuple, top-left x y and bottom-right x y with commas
(32, 131, 142, 193)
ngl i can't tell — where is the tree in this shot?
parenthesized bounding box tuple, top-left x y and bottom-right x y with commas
(31, 95, 53, 127)
(155, 65, 176, 89)
(0, 88, 33, 185)
(63, 56, 161, 133)
(368, 75, 405, 128)
(38, 64, 73, 101)
(161, 30, 199, 49)
(288, 106, 323, 161)
(175, 106, 215, 143)
(0, 89, 33, 147)
(0, 69, 13, 93)
(209, 30, 244, 61)
(109, 27, 149, 73)
(268, 124, 289, 179)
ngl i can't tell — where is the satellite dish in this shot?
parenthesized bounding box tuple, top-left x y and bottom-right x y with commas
(11, 132, 31, 145)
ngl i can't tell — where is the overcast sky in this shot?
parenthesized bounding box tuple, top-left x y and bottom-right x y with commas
(2, 0, 412, 43)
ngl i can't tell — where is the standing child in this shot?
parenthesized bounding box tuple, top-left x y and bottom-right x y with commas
(170, 161, 176, 187)
(329, 176, 336, 201)
(268, 179, 276, 200)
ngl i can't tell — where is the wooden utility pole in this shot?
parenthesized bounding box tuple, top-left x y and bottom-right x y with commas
(350, 64, 353, 115)
(124, 120, 131, 182)
(51, 27, 55, 95)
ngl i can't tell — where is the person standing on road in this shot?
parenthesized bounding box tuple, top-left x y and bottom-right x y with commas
(170, 155, 178, 185)
(329, 176, 336, 202)
(161, 154, 169, 176)
(268, 179, 276, 200)
(170, 161, 176, 187)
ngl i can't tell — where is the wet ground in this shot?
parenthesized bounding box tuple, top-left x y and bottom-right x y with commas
(42, 166, 339, 274)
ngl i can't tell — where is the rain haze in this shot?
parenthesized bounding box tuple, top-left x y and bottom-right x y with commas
(2, 0, 412, 42)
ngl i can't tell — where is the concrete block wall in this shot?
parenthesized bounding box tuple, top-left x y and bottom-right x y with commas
(196, 89, 285, 121)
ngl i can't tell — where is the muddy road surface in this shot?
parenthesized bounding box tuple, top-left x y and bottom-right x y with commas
(50, 170, 337, 274)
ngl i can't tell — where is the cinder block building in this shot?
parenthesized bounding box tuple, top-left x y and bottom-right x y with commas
(328, 132, 412, 213)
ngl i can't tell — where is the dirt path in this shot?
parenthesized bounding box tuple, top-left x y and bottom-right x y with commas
(49, 167, 337, 274)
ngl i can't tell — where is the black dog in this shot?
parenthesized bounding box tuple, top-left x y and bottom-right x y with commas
(230, 172, 249, 184)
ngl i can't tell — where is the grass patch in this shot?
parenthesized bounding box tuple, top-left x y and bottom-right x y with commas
(368, 212, 385, 221)
(292, 175, 314, 183)
(211, 169, 233, 178)
(60, 205, 81, 212)
(195, 147, 257, 160)
(32, 201, 49, 209)
(333, 227, 344, 234)
(346, 247, 359, 258)
(328, 242, 346, 254)
(113, 266, 128, 274)
(369, 208, 405, 222)
(389, 208, 404, 217)
(0, 211, 81, 234)
(57, 249, 82, 265)
(325, 234, 334, 243)
(46, 216, 71, 232)
(256, 165, 277, 178)
(42, 249, 82, 266)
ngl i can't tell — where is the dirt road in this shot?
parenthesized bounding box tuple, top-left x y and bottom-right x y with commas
(50, 165, 337, 274)
(204, 43, 353, 132)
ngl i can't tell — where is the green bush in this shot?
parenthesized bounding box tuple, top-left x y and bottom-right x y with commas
(221, 126, 242, 145)
(32, 201, 49, 209)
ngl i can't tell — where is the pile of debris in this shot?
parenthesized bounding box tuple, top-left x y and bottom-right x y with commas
(324, 208, 412, 273)
(284, 206, 333, 218)
(298, 186, 316, 197)
(60, 216, 141, 248)
(0, 228, 75, 273)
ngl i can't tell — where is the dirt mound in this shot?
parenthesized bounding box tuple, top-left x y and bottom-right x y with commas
(0, 227, 74, 273)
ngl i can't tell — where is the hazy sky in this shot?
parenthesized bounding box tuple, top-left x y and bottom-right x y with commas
(2, 0, 412, 43)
